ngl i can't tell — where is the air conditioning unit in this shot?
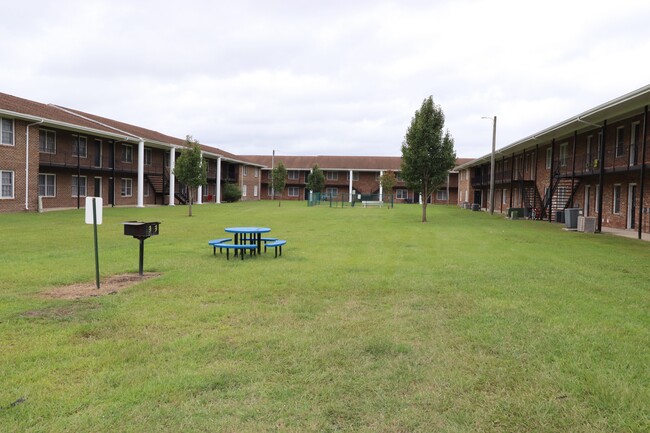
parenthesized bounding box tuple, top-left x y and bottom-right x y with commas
(577, 216, 597, 233)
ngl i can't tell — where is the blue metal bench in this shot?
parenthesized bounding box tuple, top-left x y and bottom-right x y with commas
(208, 238, 232, 255)
(218, 243, 257, 260)
(264, 239, 286, 258)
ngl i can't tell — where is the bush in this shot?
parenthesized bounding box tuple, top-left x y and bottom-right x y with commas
(223, 183, 242, 202)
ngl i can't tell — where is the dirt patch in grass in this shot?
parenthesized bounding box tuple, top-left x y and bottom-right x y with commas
(39, 273, 161, 300)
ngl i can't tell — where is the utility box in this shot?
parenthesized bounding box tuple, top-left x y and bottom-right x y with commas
(123, 221, 160, 239)
(564, 208, 582, 229)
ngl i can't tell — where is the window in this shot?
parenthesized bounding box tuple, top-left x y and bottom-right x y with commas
(396, 189, 408, 199)
(143, 183, 149, 197)
(243, 166, 248, 176)
(288, 187, 299, 197)
(1, 117, 14, 145)
(348, 172, 359, 181)
(253, 185, 258, 197)
(502, 189, 507, 205)
(288, 170, 299, 180)
(559, 143, 568, 167)
(255, 168, 259, 178)
(72, 136, 87, 158)
(242, 184, 247, 197)
(595, 184, 600, 213)
(326, 171, 338, 181)
(1, 170, 14, 198)
(38, 174, 56, 197)
(122, 144, 133, 163)
(615, 127, 625, 157)
(630, 122, 640, 165)
(396, 172, 403, 181)
(613, 184, 621, 214)
(144, 148, 152, 165)
(326, 187, 338, 197)
(71, 176, 87, 197)
(39, 130, 56, 153)
(268, 171, 273, 179)
(120, 178, 132, 197)
(586, 135, 593, 167)
(546, 147, 552, 169)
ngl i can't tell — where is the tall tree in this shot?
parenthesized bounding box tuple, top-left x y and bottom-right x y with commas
(173, 135, 207, 217)
(380, 170, 397, 204)
(401, 96, 456, 222)
(271, 161, 287, 206)
(306, 164, 325, 196)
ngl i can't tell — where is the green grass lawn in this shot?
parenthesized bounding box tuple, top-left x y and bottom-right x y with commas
(1, 201, 649, 432)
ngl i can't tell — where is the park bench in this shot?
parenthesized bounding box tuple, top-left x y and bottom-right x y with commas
(218, 243, 257, 260)
(362, 201, 383, 207)
(264, 239, 287, 258)
(208, 238, 232, 255)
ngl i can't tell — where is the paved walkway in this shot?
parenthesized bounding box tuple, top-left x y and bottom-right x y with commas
(599, 226, 650, 242)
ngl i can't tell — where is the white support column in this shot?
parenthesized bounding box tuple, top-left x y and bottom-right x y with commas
(379, 170, 384, 201)
(349, 170, 353, 202)
(137, 140, 145, 207)
(197, 153, 203, 204)
(169, 148, 176, 206)
(216, 157, 222, 203)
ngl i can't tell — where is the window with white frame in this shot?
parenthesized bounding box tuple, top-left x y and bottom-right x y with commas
(613, 184, 621, 214)
(242, 184, 247, 197)
(144, 148, 152, 165)
(143, 182, 150, 197)
(1, 117, 14, 146)
(502, 188, 507, 204)
(288, 170, 299, 180)
(326, 187, 338, 197)
(121, 178, 132, 197)
(72, 136, 87, 158)
(546, 147, 552, 169)
(288, 187, 299, 197)
(326, 171, 338, 181)
(559, 143, 568, 167)
(615, 127, 625, 157)
(71, 175, 87, 197)
(396, 189, 408, 199)
(39, 130, 56, 153)
(243, 166, 248, 176)
(255, 168, 259, 178)
(38, 174, 56, 197)
(595, 184, 600, 213)
(122, 144, 133, 163)
(348, 172, 359, 181)
(1, 170, 14, 198)
(253, 185, 258, 197)
(436, 190, 448, 201)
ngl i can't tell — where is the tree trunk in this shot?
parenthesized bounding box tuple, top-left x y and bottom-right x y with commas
(188, 190, 193, 217)
(421, 186, 428, 222)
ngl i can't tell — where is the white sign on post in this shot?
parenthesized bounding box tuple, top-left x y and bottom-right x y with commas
(85, 197, 103, 224)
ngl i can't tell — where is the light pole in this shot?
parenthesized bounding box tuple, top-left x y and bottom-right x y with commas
(482, 116, 497, 215)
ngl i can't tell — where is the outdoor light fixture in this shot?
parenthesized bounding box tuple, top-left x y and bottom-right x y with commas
(481, 116, 497, 215)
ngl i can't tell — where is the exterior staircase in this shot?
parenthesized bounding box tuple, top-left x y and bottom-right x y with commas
(145, 174, 188, 205)
(542, 177, 581, 221)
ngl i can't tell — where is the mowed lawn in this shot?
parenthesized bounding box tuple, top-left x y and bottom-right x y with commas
(1, 201, 649, 432)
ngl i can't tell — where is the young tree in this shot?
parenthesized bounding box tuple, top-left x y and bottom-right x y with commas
(173, 135, 207, 217)
(306, 164, 325, 197)
(271, 161, 287, 206)
(401, 96, 456, 222)
(380, 170, 397, 205)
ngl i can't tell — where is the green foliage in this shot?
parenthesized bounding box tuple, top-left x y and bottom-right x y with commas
(271, 161, 287, 205)
(380, 170, 397, 200)
(1, 204, 649, 432)
(222, 182, 242, 202)
(401, 96, 456, 221)
(173, 135, 207, 216)
(306, 164, 325, 193)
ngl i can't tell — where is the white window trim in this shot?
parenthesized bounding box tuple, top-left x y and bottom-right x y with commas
(396, 189, 408, 199)
(0, 170, 15, 198)
(144, 148, 152, 166)
(288, 170, 299, 180)
(121, 178, 133, 197)
(545, 147, 552, 169)
(242, 184, 247, 197)
(71, 175, 87, 197)
(253, 185, 258, 197)
(243, 166, 248, 176)
(1, 117, 15, 146)
(39, 173, 56, 197)
(615, 126, 625, 158)
(122, 144, 133, 163)
(39, 129, 56, 154)
(288, 187, 299, 197)
(72, 135, 88, 158)
(326, 171, 338, 181)
(613, 184, 622, 215)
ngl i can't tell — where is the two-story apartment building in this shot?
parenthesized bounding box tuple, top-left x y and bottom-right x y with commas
(457, 84, 650, 236)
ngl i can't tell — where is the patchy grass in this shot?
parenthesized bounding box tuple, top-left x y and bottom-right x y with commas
(1, 201, 649, 432)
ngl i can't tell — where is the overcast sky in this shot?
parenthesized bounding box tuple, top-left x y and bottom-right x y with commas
(2, 0, 649, 158)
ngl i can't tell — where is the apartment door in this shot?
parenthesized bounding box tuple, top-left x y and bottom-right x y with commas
(93, 140, 102, 167)
(584, 185, 590, 217)
(94, 177, 102, 199)
(627, 184, 637, 229)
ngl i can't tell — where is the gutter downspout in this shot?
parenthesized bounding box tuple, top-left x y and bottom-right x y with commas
(25, 119, 44, 211)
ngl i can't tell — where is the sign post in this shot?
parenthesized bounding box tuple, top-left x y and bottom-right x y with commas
(85, 197, 103, 289)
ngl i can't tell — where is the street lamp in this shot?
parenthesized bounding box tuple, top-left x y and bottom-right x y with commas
(481, 116, 497, 215)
